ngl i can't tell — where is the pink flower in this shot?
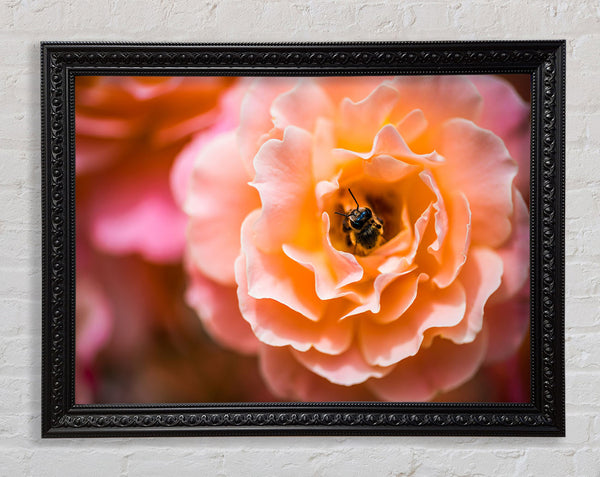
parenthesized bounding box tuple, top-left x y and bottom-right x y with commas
(76, 76, 235, 263)
(75, 76, 236, 402)
(177, 75, 530, 401)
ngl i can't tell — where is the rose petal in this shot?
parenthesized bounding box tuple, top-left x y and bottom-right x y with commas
(271, 80, 335, 133)
(359, 281, 467, 367)
(312, 118, 338, 182)
(388, 76, 483, 127)
(186, 261, 259, 354)
(184, 131, 260, 284)
(171, 88, 244, 206)
(419, 170, 448, 261)
(431, 246, 503, 344)
(470, 75, 531, 202)
(236, 253, 354, 356)
(396, 109, 428, 144)
(333, 124, 443, 168)
(373, 202, 413, 265)
(430, 192, 472, 289)
(292, 344, 392, 386)
(259, 345, 376, 401)
(339, 270, 415, 319)
(484, 282, 530, 363)
(319, 76, 393, 105)
(489, 189, 529, 303)
(337, 84, 400, 151)
(368, 329, 488, 401)
(283, 213, 363, 300)
(250, 126, 318, 251)
(364, 155, 421, 183)
(240, 211, 324, 322)
(358, 272, 429, 325)
(237, 78, 296, 174)
(435, 118, 517, 247)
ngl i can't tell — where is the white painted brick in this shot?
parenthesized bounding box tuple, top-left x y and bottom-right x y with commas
(0, 378, 33, 414)
(567, 188, 600, 220)
(587, 112, 600, 146)
(0, 0, 599, 474)
(571, 33, 600, 70)
(519, 449, 577, 477)
(574, 449, 600, 477)
(12, 1, 68, 32)
(566, 332, 600, 370)
(407, 2, 455, 33)
(223, 447, 415, 477)
(566, 297, 600, 328)
(566, 261, 600, 298)
(30, 450, 123, 477)
(127, 449, 224, 477)
(0, 412, 37, 443)
(566, 147, 600, 188)
(214, 1, 314, 41)
(0, 336, 40, 377)
(566, 372, 600, 409)
(566, 113, 587, 144)
(563, 413, 591, 445)
(568, 70, 600, 109)
(453, 1, 500, 32)
(0, 450, 32, 477)
(417, 449, 520, 476)
(0, 267, 41, 303)
(0, 228, 41, 269)
(0, 299, 39, 337)
(63, 0, 121, 32)
(0, 186, 40, 226)
(355, 3, 404, 34)
(308, 2, 357, 29)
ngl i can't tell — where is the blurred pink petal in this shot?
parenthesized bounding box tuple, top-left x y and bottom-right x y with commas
(470, 75, 531, 201)
(484, 282, 530, 364)
(259, 346, 376, 401)
(90, 166, 187, 263)
(490, 189, 530, 303)
(186, 261, 259, 354)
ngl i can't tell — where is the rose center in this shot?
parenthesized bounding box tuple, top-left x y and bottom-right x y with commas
(329, 188, 401, 256)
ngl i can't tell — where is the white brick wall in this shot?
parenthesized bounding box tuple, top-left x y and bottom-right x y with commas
(0, 0, 598, 475)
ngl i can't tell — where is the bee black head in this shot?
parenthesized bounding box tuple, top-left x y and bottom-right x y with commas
(349, 207, 372, 229)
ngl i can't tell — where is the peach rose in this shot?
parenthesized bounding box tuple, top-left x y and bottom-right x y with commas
(177, 75, 530, 401)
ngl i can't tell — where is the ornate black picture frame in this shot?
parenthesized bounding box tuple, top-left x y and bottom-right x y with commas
(41, 41, 565, 437)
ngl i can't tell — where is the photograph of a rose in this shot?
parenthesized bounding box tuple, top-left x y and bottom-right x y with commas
(75, 74, 530, 403)
(176, 75, 531, 402)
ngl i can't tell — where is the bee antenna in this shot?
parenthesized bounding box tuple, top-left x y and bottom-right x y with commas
(334, 211, 349, 217)
(348, 189, 360, 209)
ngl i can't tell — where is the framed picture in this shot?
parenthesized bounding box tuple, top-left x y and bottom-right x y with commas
(41, 41, 565, 437)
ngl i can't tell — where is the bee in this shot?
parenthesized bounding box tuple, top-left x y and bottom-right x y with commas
(335, 189, 384, 256)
